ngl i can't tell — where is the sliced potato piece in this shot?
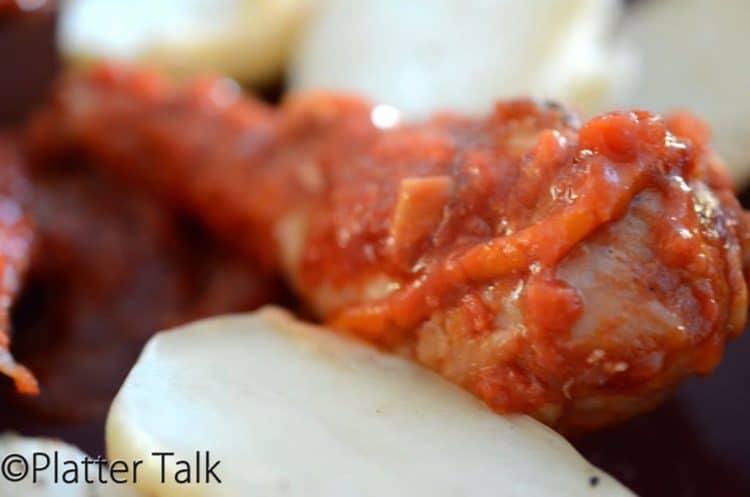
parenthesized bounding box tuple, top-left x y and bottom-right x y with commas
(290, 0, 633, 117)
(59, 0, 318, 85)
(621, 0, 750, 184)
(106, 307, 633, 497)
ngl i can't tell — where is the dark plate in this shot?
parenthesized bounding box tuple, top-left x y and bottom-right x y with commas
(0, 10, 748, 497)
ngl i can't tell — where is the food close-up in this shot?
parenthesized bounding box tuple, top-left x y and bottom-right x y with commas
(0, 1, 749, 496)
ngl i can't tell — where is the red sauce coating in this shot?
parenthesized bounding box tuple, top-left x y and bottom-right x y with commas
(25, 64, 750, 432)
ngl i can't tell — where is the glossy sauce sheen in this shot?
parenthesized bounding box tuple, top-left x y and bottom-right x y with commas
(26, 65, 750, 433)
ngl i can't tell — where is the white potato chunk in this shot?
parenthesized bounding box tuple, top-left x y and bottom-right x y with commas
(59, 0, 318, 85)
(621, 0, 750, 184)
(290, 0, 633, 118)
(106, 307, 633, 497)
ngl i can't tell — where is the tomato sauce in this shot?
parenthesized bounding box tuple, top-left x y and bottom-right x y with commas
(25, 65, 750, 433)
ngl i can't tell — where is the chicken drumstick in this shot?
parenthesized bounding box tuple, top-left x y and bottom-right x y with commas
(26, 65, 750, 432)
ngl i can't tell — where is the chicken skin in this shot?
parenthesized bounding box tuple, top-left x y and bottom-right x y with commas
(26, 64, 750, 433)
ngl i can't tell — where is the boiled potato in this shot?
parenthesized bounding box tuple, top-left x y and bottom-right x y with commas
(106, 307, 633, 497)
(290, 0, 633, 117)
(621, 0, 750, 184)
(59, 0, 318, 85)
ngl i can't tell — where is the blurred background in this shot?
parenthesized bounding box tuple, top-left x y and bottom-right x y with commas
(0, 1, 748, 496)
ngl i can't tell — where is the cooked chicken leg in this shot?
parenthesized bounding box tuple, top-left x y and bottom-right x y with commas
(27, 65, 750, 432)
